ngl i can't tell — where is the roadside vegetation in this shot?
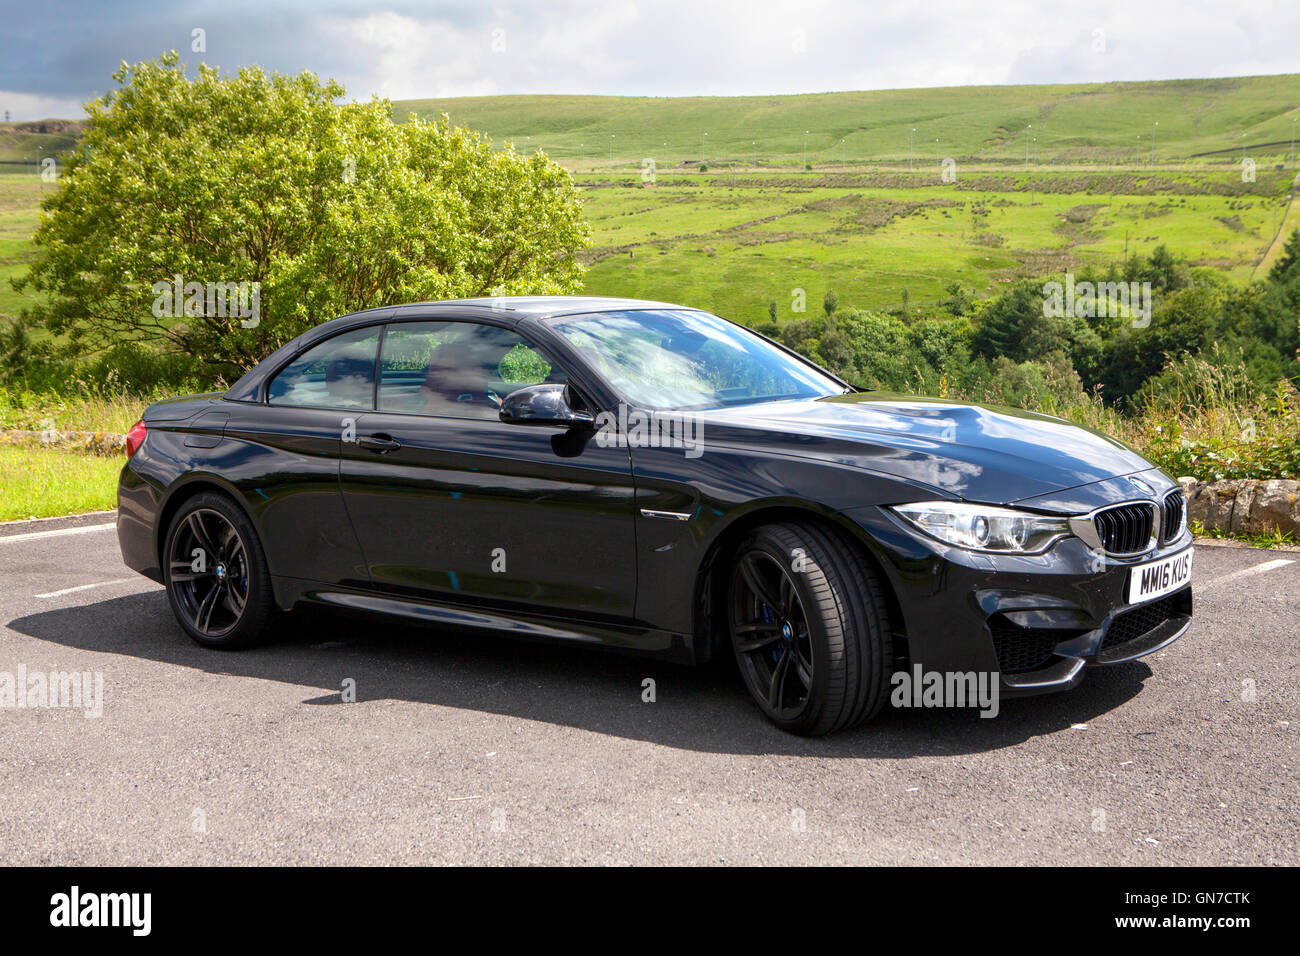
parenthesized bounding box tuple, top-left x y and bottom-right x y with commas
(0, 445, 120, 520)
(1190, 519, 1297, 549)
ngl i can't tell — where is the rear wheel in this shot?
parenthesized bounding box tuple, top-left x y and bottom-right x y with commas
(727, 521, 893, 735)
(164, 492, 276, 649)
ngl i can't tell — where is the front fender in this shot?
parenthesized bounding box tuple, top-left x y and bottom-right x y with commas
(629, 442, 945, 637)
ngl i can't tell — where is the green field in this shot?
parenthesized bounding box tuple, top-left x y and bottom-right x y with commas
(390, 76, 1300, 321)
(4, 162, 1294, 329)
(0, 171, 45, 317)
(574, 168, 1294, 321)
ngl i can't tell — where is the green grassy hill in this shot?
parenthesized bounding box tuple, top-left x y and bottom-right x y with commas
(5, 74, 1298, 171)
(396, 74, 1300, 169)
(0, 171, 44, 317)
(0, 120, 83, 166)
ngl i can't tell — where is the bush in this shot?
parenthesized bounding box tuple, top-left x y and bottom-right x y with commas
(16, 51, 590, 381)
(1129, 363, 1300, 480)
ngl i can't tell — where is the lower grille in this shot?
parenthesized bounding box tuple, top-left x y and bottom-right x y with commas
(1101, 588, 1193, 651)
(990, 620, 1087, 674)
(1093, 502, 1155, 554)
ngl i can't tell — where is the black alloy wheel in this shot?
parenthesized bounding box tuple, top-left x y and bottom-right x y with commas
(164, 492, 275, 649)
(728, 522, 893, 735)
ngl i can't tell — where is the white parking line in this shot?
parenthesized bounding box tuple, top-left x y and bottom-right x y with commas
(1199, 558, 1295, 592)
(0, 522, 116, 544)
(35, 578, 139, 600)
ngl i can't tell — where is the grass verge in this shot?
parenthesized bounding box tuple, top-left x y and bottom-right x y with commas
(0, 388, 150, 433)
(1191, 520, 1298, 550)
(0, 445, 121, 521)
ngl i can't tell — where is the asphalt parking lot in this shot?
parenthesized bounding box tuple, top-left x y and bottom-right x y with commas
(1, 511, 1296, 865)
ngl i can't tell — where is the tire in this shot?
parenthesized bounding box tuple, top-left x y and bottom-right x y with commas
(163, 491, 277, 649)
(726, 521, 893, 735)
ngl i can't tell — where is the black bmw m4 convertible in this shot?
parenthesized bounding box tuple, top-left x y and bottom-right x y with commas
(118, 296, 1193, 735)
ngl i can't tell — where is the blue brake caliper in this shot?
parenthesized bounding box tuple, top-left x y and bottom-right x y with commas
(760, 604, 783, 663)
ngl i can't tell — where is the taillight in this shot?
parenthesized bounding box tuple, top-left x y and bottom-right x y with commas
(125, 419, 147, 457)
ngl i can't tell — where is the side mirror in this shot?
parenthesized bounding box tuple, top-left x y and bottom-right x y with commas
(499, 383, 595, 430)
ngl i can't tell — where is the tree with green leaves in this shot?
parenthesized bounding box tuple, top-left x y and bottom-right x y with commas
(970, 282, 1041, 361)
(15, 52, 591, 378)
(942, 281, 972, 317)
(1268, 228, 1300, 283)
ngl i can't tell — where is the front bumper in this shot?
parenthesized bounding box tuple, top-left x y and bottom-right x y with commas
(987, 582, 1191, 696)
(845, 486, 1194, 697)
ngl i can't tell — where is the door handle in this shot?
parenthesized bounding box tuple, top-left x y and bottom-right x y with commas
(359, 433, 402, 454)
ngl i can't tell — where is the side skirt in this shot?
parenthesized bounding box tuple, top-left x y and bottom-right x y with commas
(274, 577, 698, 664)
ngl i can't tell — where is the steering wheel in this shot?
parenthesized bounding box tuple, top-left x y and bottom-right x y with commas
(451, 389, 502, 408)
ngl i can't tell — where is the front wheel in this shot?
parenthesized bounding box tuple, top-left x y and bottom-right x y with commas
(727, 522, 893, 735)
(164, 492, 276, 649)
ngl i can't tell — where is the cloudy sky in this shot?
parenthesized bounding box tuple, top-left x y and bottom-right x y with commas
(1, 0, 1297, 120)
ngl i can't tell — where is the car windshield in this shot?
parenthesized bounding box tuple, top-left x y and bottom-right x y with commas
(549, 309, 848, 409)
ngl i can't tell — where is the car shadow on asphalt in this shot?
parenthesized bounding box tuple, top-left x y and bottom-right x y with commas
(9, 590, 1154, 757)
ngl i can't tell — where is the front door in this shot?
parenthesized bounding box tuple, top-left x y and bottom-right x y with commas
(339, 319, 639, 623)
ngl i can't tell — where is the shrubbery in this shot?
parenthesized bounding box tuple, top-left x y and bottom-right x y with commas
(772, 241, 1297, 405)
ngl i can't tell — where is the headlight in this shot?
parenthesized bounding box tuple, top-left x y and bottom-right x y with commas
(891, 501, 1071, 554)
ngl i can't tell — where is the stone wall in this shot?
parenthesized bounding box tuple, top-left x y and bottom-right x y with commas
(0, 428, 127, 454)
(1179, 477, 1300, 537)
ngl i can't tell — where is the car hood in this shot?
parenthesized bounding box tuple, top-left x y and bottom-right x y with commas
(698, 392, 1158, 505)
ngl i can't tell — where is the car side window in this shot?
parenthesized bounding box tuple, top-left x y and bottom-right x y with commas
(377, 321, 565, 420)
(267, 326, 380, 409)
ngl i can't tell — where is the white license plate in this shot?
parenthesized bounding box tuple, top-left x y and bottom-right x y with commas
(1127, 548, 1194, 604)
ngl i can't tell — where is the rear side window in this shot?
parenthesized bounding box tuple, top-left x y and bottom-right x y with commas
(267, 327, 380, 409)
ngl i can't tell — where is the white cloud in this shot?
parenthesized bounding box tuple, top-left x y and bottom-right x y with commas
(4, 0, 1299, 119)
(306, 0, 1300, 99)
(0, 90, 89, 122)
(316, 12, 499, 101)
